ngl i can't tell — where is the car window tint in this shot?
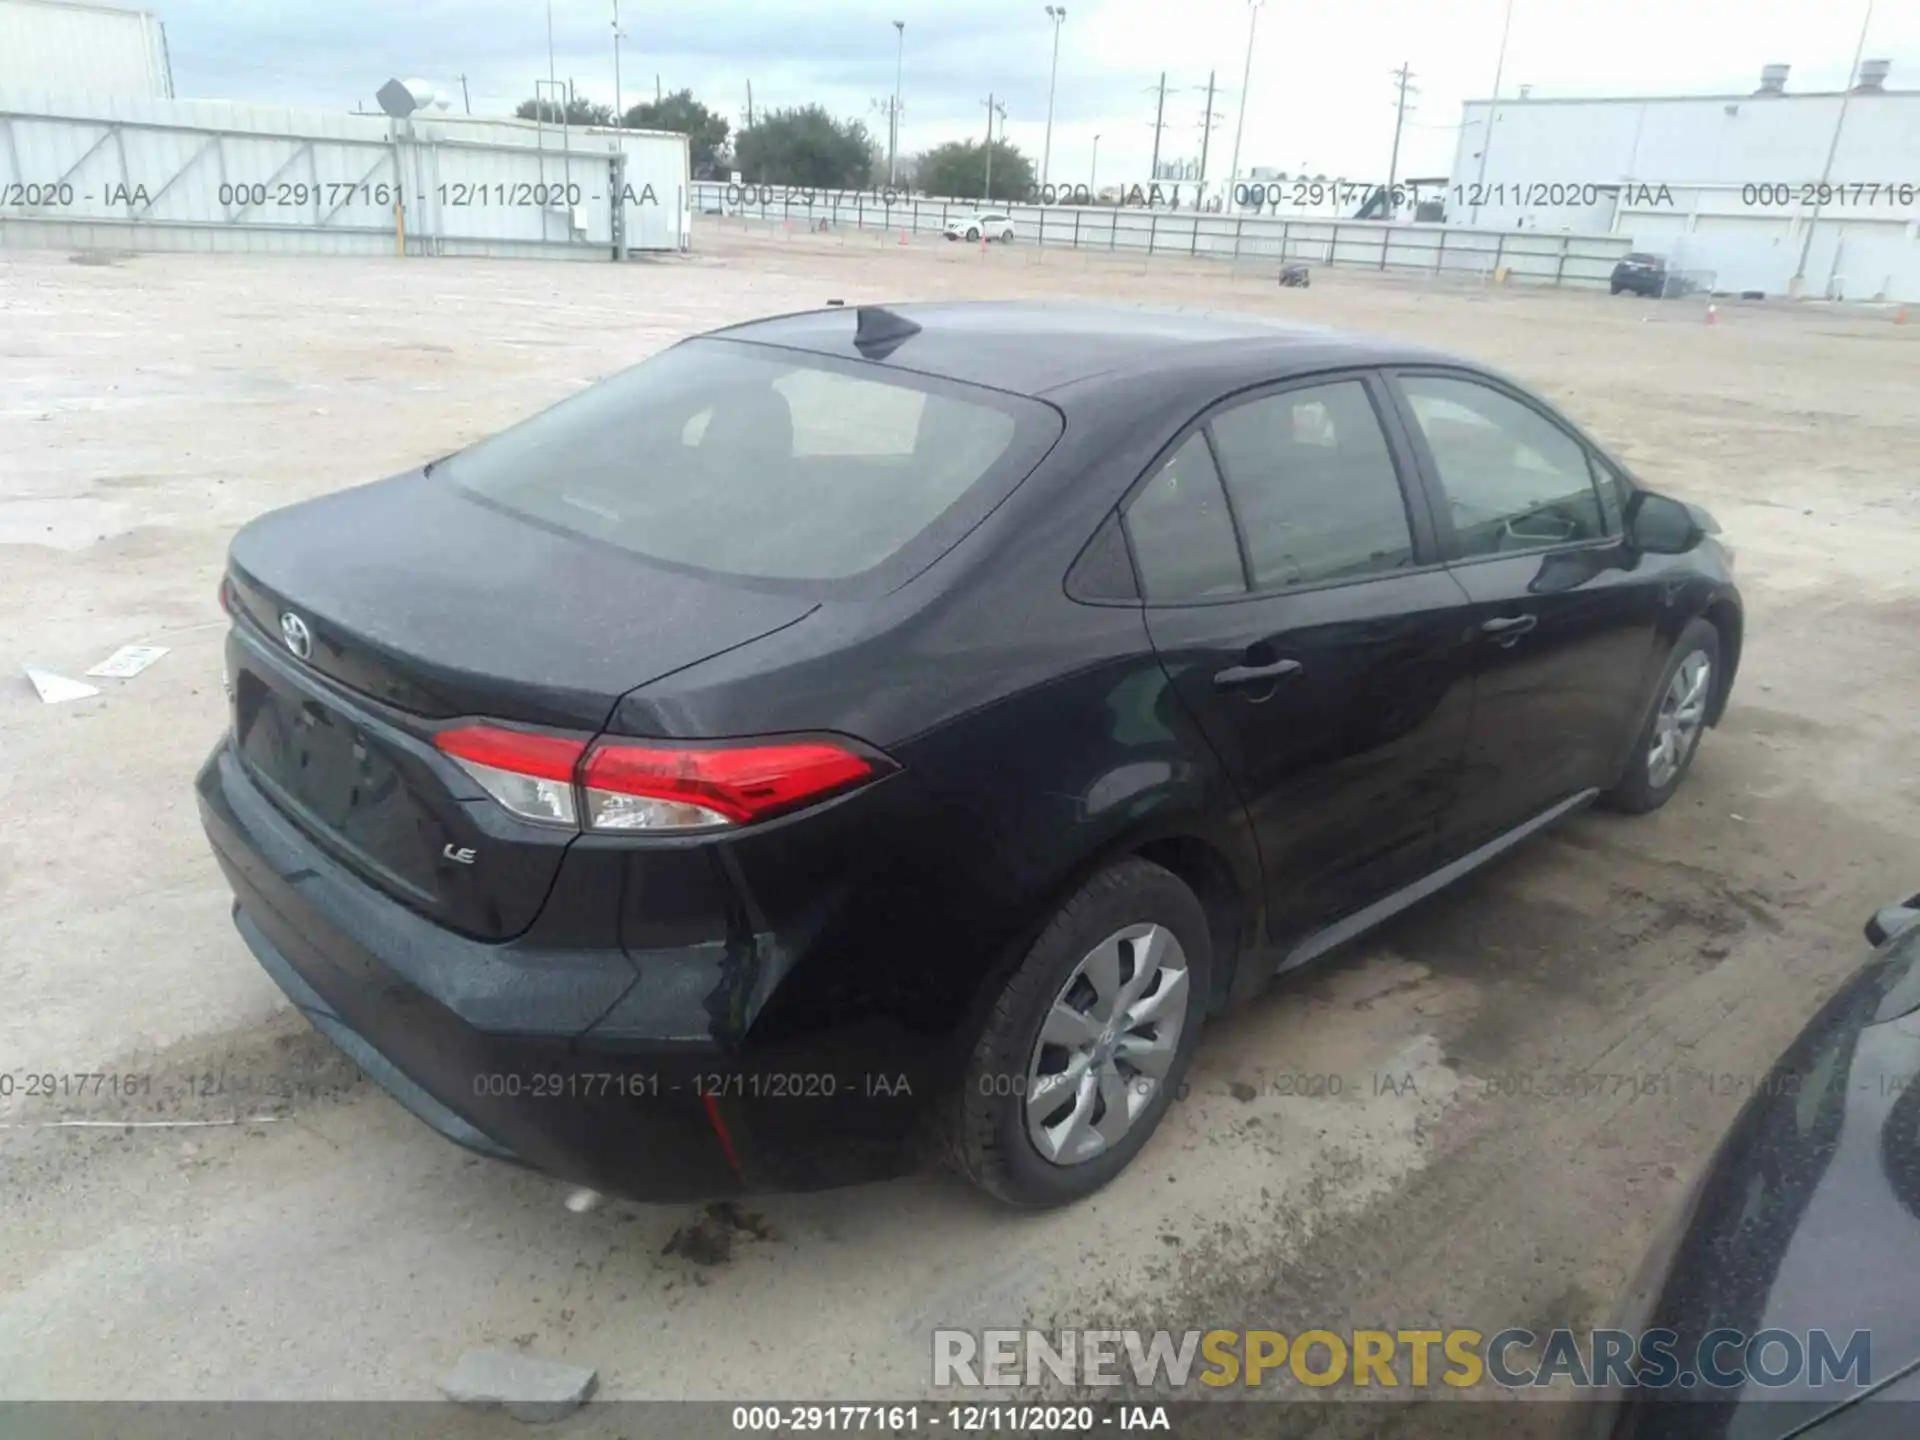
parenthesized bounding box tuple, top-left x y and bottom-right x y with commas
(1207, 380, 1414, 588)
(445, 339, 1041, 584)
(1124, 434, 1247, 602)
(1400, 375, 1606, 558)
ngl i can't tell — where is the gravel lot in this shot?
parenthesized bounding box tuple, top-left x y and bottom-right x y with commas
(2, 229, 1916, 1420)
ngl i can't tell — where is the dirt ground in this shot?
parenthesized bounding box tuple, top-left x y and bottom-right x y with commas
(2, 228, 1917, 1419)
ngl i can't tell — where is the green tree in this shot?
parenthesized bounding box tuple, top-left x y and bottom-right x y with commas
(515, 96, 615, 126)
(623, 89, 731, 177)
(915, 139, 1034, 202)
(734, 105, 873, 189)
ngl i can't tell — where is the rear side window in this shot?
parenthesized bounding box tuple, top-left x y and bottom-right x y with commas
(444, 339, 1055, 586)
(1123, 434, 1246, 602)
(1207, 380, 1414, 588)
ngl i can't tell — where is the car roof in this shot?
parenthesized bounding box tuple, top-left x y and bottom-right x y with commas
(704, 300, 1460, 398)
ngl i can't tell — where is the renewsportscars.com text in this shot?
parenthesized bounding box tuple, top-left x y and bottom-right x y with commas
(933, 1327, 1872, 1392)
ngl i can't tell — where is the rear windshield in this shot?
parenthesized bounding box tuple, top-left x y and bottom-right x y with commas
(444, 338, 1060, 586)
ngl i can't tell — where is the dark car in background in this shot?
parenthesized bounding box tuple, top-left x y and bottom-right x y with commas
(197, 301, 1742, 1209)
(1612, 253, 1678, 297)
(1588, 893, 1920, 1438)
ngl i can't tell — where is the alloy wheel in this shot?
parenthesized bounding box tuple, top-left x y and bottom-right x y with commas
(1648, 651, 1712, 789)
(1023, 923, 1189, 1166)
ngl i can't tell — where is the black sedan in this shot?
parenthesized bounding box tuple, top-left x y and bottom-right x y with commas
(1589, 894, 1920, 1438)
(1612, 253, 1676, 298)
(197, 301, 1743, 1207)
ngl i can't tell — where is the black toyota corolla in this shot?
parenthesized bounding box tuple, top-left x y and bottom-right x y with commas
(197, 301, 1742, 1207)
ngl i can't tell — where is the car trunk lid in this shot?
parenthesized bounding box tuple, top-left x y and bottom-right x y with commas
(224, 468, 816, 939)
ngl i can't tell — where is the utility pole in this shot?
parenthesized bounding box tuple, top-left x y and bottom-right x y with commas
(1042, 6, 1067, 189)
(1090, 132, 1100, 194)
(1196, 70, 1218, 186)
(655, 73, 661, 103)
(1469, 0, 1515, 223)
(457, 73, 470, 114)
(746, 79, 754, 130)
(611, 0, 624, 125)
(1227, 1, 1262, 196)
(1386, 62, 1417, 217)
(890, 20, 905, 185)
(1792, 0, 1875, 295)
(982, 93, 1006, 201)
(1148, 71, 1167, 181)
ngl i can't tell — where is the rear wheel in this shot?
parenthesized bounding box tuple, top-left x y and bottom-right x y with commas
(1603, 618, 1720, 814)
(949, 858, 1210, 1207)
(966, 226, 981, 241)
(1001, 227, 1016, 243)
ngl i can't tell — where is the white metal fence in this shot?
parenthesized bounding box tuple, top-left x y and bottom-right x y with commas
(692, 181, 1635, 289)
(0, 92, 691, 259)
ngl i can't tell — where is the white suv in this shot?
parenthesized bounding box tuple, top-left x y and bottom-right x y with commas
(944, 212, 1016, 243)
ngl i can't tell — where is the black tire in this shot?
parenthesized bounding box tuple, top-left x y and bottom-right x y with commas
(1001, 228, 1015, 244)
(1610, 282, 1624, 295)
(1602, 617, 1721, 814)
(966, 226, 980, 241)
(948, 858, 1211, 1207)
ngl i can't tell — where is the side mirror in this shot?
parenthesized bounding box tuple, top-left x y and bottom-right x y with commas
(1626, 490, 1701, 554)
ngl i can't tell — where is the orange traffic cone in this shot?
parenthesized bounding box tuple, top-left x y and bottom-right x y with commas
(1705, 303, 1717, 325)
(1897, 307, 1909, 325)
(899, 228, 909, 246)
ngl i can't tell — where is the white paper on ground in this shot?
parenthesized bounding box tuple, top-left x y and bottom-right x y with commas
(85, 644, 169, 678)
(25, 666, 101, 703)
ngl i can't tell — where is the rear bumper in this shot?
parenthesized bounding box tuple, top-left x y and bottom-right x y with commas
(196, 740, 940, 1201)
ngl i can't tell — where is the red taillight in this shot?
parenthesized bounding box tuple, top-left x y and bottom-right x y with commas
(433, 726, 885, 833)
(436, 725, 588, 829)
(581, 739, 881, 831)
(217, 577, 232, 616)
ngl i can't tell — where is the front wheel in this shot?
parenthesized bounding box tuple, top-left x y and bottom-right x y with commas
(1602, 617, 1721, 814)
(948, 858, 1210, 1207)
(966, 226, 980, 241)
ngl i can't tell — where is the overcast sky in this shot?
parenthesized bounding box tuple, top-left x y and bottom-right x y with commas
(161, 0, 1917, 183)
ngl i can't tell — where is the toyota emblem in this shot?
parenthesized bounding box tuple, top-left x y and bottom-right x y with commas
(280, 611, 313, 661)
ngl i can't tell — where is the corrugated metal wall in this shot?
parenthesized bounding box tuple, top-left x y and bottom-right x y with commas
(0, 92, 691, 258)
(0, 0, 172, 100)
(1451, 94, 1920, 299)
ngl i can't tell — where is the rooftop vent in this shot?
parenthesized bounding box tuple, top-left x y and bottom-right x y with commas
(1854, 59, 1891, 93)
(1755, 63, 1789, 95)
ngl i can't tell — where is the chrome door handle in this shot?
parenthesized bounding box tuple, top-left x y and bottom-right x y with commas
(1214, 658, 1304, 689)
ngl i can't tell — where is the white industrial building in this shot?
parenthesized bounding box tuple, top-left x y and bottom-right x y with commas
(0, 0, 172, 99)
(1450, 62, 1920, 300)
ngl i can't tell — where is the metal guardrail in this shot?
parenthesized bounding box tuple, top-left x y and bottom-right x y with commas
(690, 181, 1636, 289)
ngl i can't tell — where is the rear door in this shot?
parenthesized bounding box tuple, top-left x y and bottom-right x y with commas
(1386, 368, 1664, 857)
(1131, 372, 1477, 947)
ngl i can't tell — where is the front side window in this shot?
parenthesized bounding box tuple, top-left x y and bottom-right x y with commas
(1123, 434, 1246, 602)
(1399, 374, 1607, 558)
(1206, 380, 1415, 588)
(444, 339, 1053, 585)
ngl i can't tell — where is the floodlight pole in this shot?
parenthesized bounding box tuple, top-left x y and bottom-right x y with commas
(1227, 0, 1262, 198)
(1469, 0, 1515, 224)
(1791, 0, 1875, 295)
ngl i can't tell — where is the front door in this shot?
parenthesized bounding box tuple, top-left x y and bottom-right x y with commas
(1386, 370, 1665, 857)
(1129, 373, 1477, 948)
